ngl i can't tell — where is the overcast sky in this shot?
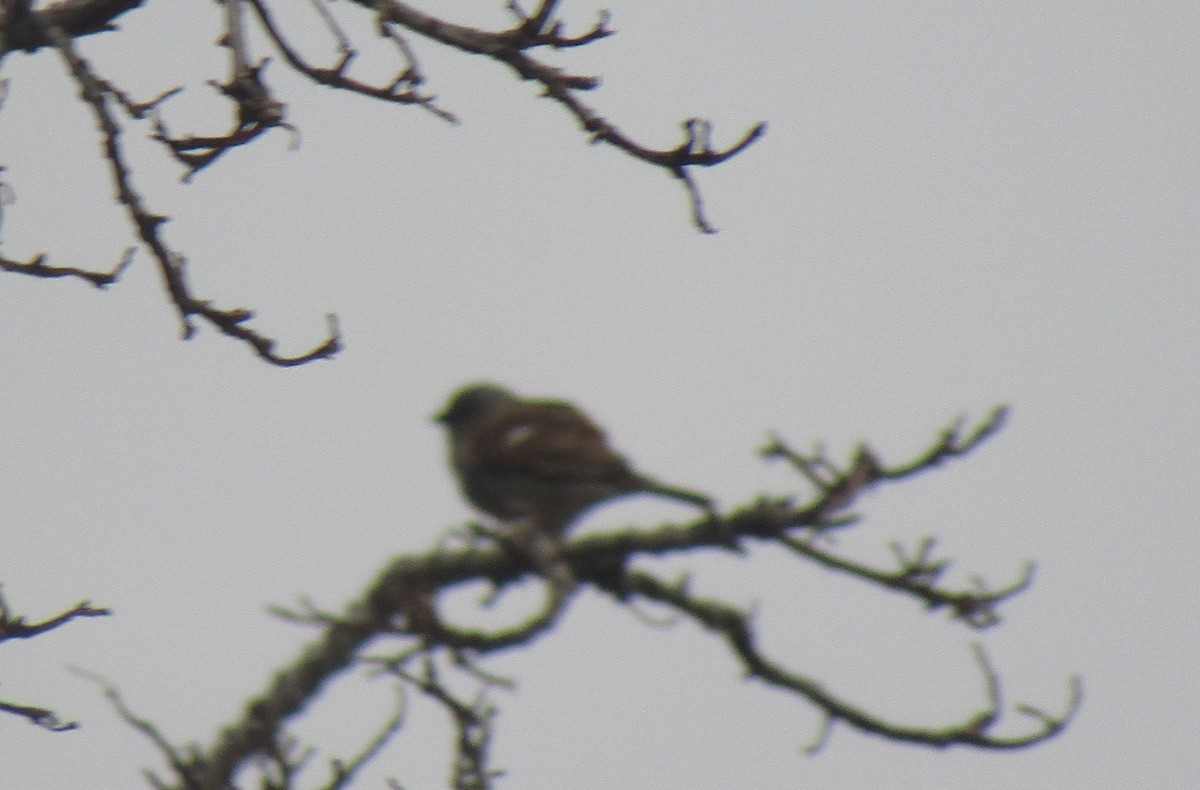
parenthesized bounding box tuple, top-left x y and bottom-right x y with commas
(2, 2, 1198, 788)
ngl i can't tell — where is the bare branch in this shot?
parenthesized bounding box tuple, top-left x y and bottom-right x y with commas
(68, 666, 197, 785)
(0, 699, 79, 731)
(245, 0, 457, 123)
(760, 406, 1009, 522)
(132, 0, 297, 180)
(151, 57, 294, 181)
(309, 0, 352, 53)
(318, 687, 408, 790)
(0, 593, 108, 730)
(0, 593, 110, 642)
(755, 408, 1027, 626)
(0, 166, 134, 287)
(778, 534, 1035, 628)
(614, 570, 1079, 750)
(7, 2, 762, 364)
(0, 247, 133, 288)
(392, 656, 503, 790)
(114, 408, 1071, 786)
(505, 1, 611, 48)
(369, 0, 765, 232)
(378, 544, 578, 654)
(881, 405, 1011, 480)
(32, 20, 341, 366)
(1, 0, 142, 55)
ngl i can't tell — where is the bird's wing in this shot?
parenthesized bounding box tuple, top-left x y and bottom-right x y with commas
(477, 401, 632, 483)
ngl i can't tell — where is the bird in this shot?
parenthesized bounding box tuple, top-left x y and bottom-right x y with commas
(436, 383, 712, 534)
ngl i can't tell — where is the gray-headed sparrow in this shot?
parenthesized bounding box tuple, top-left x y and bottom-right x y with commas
(436, 383, 712, 533)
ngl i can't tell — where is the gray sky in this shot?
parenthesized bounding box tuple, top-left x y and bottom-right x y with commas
(2, 2, 1197, 787)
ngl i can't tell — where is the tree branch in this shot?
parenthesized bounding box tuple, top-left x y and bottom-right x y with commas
(122, 409, 1076, 788)
(0, 591, 110, 731)
(245, 0, 456, 124)
(367, 0, 765, 233)
(33, 21, 341, 366)
(391, 657, 502, 790)
(612, 570, 1080, 750)
(0, 247, 134, 288)
(0, 593, 110, 642)
(1, 0, 142, 56)
(4, 2, 762, 364)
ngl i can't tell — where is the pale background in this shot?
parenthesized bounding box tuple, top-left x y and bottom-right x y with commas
(1, 2, 1197, 788)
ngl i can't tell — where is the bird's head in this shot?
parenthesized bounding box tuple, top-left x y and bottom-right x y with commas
(435, 383, 519, 436)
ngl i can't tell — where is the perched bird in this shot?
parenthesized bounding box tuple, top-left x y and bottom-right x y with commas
(436, 383, 712, 533)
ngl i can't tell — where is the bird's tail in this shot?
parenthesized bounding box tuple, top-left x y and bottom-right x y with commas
(644, 479, 715, 513)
